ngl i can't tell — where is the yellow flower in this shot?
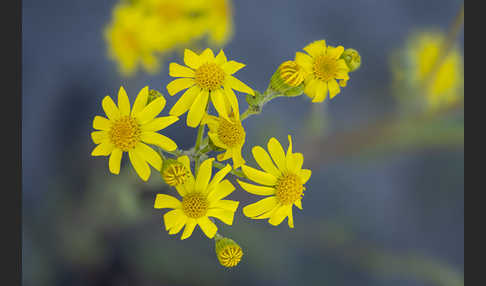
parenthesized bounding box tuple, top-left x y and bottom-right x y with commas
(91, 86, 179, 181)
(166, 48, 254, 127)
(214, 235, 243, 268)
(295, 40, 350, 102)
(405, 31, 464, 109)
(206, 0, 234, 46)
(154, 158, 239, 239)
(238, 136, 311, 228)
(161, 156, 194, 187)
(202, 113, 246, 169)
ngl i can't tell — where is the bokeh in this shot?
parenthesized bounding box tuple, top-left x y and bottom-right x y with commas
(22, 0, 464, 285)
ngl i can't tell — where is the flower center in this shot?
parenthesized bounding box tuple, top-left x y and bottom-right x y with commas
(182, 192, 209, 218)
(195, 63, 226, 91)
(218, 245, 243, 268)
(217, 118, 245, 147)
(313, 54, 338, 82)
(162, 164, 190, 187)
(109, 116, 141, 151)
(279, 61, 305, 87)
(275, 173, 304, 205)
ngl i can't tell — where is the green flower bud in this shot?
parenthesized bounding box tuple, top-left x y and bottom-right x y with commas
(269, 61, 306, 96)
(148, 89, 163, 104)
(214, 234, 243, 268)
(341, 48, 361, 72)
(161, 158, 190, 187)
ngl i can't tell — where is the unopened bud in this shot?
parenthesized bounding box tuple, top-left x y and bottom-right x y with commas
(161, 158, 190, 187)
(341, 48, 361, 72)
(214, 234, 243, 268)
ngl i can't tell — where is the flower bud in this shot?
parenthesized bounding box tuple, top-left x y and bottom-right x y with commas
(341, 48, 361, 72)
(160, 158, 190, 187)
(214, 234, 243, 268)
(148, 89, 163, 104)
(269, 61, 306, 96)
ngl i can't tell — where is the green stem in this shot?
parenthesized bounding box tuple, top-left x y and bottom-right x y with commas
(194, 104, 209, 171)
(213, 161, 247, 179)
(241, 89, 280, 121)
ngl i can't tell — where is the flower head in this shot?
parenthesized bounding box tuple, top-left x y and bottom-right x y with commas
(214, 235, 243, 268)
(269, 60, 307, 97)
(238, 135, 311, 228)
(154, 158, 239, 239)
(203, 113, 246, 169)
(91, 86, 179, 181)
(166, 48, 254, 127)
(295, 40, 350, 102)
(161, 156, 194, 187)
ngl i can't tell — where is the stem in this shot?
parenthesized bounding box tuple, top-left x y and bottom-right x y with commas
(194, 104, 209, 172)
(241, 89, 280, 121)
(213, 161, 247, 179)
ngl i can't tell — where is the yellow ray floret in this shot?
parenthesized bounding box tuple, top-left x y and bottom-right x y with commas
(237, 135, 311, 228)
(154, 158, 240, 239)
(91, 86, 179, 181)
(166, 48, 254, 127)
(295, 40, 350, 103)
(202, 113, 246, 169)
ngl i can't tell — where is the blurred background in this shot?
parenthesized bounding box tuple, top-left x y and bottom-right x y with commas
(22, 0, 464, 285)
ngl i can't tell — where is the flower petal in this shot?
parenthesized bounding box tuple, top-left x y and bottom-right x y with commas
(154, 194, 182, 209)
(136, 96, 166, 124)
(298, 169, 312, 184)
(102, 96, 120, 120)
(287, 153, 304, 174)
(294, 199, 302, 210)
(169, 85, 200, 117)
(311, 80, 328, 103)
(135, 143, 162, 170)
(169, 63, 195, 78)
(215, 49, 227, 65)
(91, 142, 114, 156)
(328, 79, 341, 99)
(223, 85, 240, 119)
(141, 132, 178, 151)
(327, 45, 344, 59)
(167, 78, 195, 96)
(128, 148, 150, 181)
(243, 196, 278, 218)
(184, 49, 202, 69)
(268, 205, 291, 226)
(222, 60, 245, 75)
(241, 165, 277, 186)
(210, 89, 229, 119)
(142, 116, 179, 132)
(187, 90, 209, 127)
(195, 158, 214, 192)
(200, 48, 215, 62)
(93, 116, 111, 130)
(237, 180, 276, 196)
(131, 86, 149, 117)
(207, 180, 235, 202)
(163, 209, 184, 231)
(294, 52, 313, 71)
(267, 137, 287, 171)
(181, 218, 197, 240)
(226, 75, 254, 95)
(168, 212, 187, 234)
(208, 163, 232, 191)
(210, 200, 239, 212)
(109, 148, 123, 174)
(207, 209, 235, 225)
(303, 40, 326, 57)
(117, 86, 131, 116)
(197, 216, 218, 238)
(91, 131, 108, 144)
(252, 146, 281, 177)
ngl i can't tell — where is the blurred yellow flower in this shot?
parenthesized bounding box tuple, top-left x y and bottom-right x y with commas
(91, 86, 179, 181)
(295, 40, 350, 102)
(404, 31, 464, 110)
(105, 0, 234, 76)
(154, 158, 239, 239)
(202, 113, 246, 169)
(238, 135, 311, 228)
(167, 48, 254, 127)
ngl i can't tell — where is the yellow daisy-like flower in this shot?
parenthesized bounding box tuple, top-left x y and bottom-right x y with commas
(91, 86, 179, 181)
(202, 113, 246, 169)
(238, 135, 311, 228)
(166, 48, 254, 127)
(154, 158, 239, 239)
(295, 40, 350, 102)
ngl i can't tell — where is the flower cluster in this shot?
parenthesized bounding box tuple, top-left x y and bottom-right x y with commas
(104, 0, 233, 76)
(91, 41, 360, 267)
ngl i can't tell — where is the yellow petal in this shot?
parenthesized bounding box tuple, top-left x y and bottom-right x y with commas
(207, 209, 235, 225)
(184, 49, 202, 69)
(252, 146, 281, 177)
(311, 80, 328, 103)
(131, 86, 149, 117)
(328, 79, 341, 99)
(304, 78, 320, 99)
(294, 52, 313, 71)
(298, 169, 312, 184)
(169, 63, 195, 78)
(268, 205, 291, 226)
(91, 142, 114, 156)
(93, 116, 111, 130)
(167, 78, 195, 96)
(109, 148, 123, 174)
(207, 163, 232, 191)
(286, 153, 304, 174)
(287, 208, 294, 228)
(135, 143, 162, 170)
(210, 89, 229, 119)
(327, 45, 344, 59)
(195, 158, 214, 192)
(223, 85, 240, 120)
(207, 180, 235, 202)
(215, 49, 227, 65)
(169, 85, 200, 116)
(210, 200, 239, 212)
(294, 199, 303, 210)
(163, 209, 184, 231)
(200, 48, 215, 62)
(141, 132, 178, 151)
(267, 137, 287, 171)
(241, 165, 277, 186)
(303, 40, 326, 57)
(136, 96, 166, 124)
(187, 90, 209, 127)
(91, 131, 108, 144)
(181, 218, 197, 240)
(142, 116, 179, 132)
(243, 196, 278, 218)
(102, 96, 120, 120)
(222, 60, 245, 75)
(231, 148, 246, 170)
(237, 179, 276, 196)
(154, 194, 182, 209)
(117, 86, 131, 116)
(226, 75, 254, 95)
(128, 148, 150, 181)
(197, 216, 218, 238)
(168, 213, 187, 234)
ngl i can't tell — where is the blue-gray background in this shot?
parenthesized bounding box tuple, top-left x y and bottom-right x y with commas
(23, 1, 464, 285)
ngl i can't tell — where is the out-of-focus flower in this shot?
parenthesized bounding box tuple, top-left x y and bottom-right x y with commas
(167, 48, 254, 127)
(161, 156, 193, 187)
(154, 158, 239, 239)
(91, 86, 179, 181)
(295, 40, 350, 103)
(392, 31, 464, 111)
(203, 113, 246, 169)
(214, 234, 243, 268)
(238, 135, 311, 228)
(104, 0, 234, 76)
